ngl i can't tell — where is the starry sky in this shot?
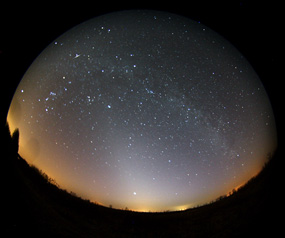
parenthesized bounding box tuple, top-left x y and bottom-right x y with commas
(7, 10, 277, 212)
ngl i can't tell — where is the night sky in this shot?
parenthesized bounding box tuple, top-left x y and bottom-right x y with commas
(7, 10, 277, 211)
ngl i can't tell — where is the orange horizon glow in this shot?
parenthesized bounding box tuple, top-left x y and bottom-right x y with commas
(7, 117, 275, 212)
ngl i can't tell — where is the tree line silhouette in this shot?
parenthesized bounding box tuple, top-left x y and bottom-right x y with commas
(3, 122, 279, 237)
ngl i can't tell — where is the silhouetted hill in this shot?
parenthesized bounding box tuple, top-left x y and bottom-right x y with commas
(2, 123, 281, 237)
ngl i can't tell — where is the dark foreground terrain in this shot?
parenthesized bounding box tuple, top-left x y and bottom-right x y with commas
(2, 124, 281, 237)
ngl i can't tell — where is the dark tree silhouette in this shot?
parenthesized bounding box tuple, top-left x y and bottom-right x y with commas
(11, 128, 19, 154)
